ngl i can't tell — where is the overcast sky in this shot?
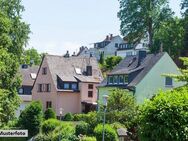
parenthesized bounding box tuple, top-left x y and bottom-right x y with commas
(22, 0, 181, 55)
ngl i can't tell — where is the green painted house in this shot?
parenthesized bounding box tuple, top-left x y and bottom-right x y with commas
(98, 51, 184, 104)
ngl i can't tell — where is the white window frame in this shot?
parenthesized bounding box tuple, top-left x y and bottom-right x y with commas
(114, 76, 118, 84)
(119, 75, 124, 84)
(108, 76, 113, 85)
(165, 77, 173, 87)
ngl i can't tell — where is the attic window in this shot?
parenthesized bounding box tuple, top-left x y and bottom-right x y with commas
(30, 73, 37, 80)
(75, 68, 82, 75)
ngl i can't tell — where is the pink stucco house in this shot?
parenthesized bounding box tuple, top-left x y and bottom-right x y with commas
(32, 54, 103, 116)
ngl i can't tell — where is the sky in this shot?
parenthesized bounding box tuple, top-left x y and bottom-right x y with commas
(22, 0, 181, 55)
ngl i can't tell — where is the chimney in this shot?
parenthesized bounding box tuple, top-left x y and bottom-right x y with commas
(64, 50, 70, 58)
(110, 34, 113, 40)
(138, 50, 147, 66)
(106, 35, 109, 41)
(86, 66, 92, 76)
(72, 52, 76, 56)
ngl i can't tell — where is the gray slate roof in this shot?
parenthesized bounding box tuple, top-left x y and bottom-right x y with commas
(101, 52, 165, 87)
(45, 55, 103, 88)
(19, 65, 39, 86)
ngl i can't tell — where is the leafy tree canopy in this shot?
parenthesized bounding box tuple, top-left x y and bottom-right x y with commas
(0, 0, 30, 60)
(18, 101, 43, 137)
(106, 89, 137, 128)
(118, 0, 173, 49)
(138, 87, 188, 141)
(153, 17, 184, 58)
(21, 48, 42, 65)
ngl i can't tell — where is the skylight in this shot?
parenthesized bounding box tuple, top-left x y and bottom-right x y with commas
(75, 68, 82, 75)
(30, 73, 37, 79)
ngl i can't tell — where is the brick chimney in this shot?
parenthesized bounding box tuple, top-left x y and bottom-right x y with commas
(105, 35, 109, 41)
(110, 34, 113, 40)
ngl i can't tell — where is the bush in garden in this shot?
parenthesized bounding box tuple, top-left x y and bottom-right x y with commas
(81, 136, 96, 141)
(75, 121, 89, 136)
(44, 108, 56, 120)
(34, 133, 52, 141)
(94, 124, 118, 141)
(138, 87, 188, 141)
(41, 119, 60, 134)
(52, 122, 78, 140)
(18, 101, 43, 137)
(73, 113, 84, 121)
(110, 122, 126, 131)
(64, 112, 74, 121)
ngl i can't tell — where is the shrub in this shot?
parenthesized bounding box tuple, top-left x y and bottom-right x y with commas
(94, 124, 118, 141)
(110, 122, 126, 131)
(44, 108, 56, 120)
(73, 113, 84, 121)
(64, 112, 73, 121)
(75, 121, 89, 136)
(41, 119, 60, 134)
(18, 101, 43, 137)
(138, 87, 188, 141)
(34, 133, 52, 141)
(82, 136, 96, 141)
(52, 122, 77, 140)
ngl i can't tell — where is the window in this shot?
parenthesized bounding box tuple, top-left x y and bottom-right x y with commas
(119, 75, 124, 84)
(115, 43, 119, 48)
(114, 76, 118, 84)
(42, 67, 47, 75)
(64, 83, 69, 89)
(19, 88, 24, 94)
(71, 83, 77, 90)
(109, 76, 113, 84)
(88, 91, 93, 97)
(124, 75, 128, 83)
(126, 51, 133, 56)
(88, 84, 93, 89)
(165, 77, 173, 87)
(38, 84, 43, 92)
(46, 101, 52, 109)
(46, 84, 51, 92)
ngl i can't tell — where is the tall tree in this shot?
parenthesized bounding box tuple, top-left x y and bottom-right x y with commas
(118, 0, 173, 49)
(0, 48, 21, 125)
(153, 17, 184, 58)
(181, 0, 188, 56)
(21, 48, 42, 65)
(0, 0, 30, 60)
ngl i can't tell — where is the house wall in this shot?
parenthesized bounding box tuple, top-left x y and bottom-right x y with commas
(103, 36, 124, 58)
(56, 92, 81, 116)
(117, 49, 137, 58)
(80, 83, 98, 102)
(32, 57, 58, 114)
(135, 53, 185, 104)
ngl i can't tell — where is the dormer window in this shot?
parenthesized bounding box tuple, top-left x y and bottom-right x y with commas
(109, 76, 113, 84)
(124, 75, 128, 83)
(42, 67, 47, 75)
(114, 76, 118, 84)
(64, 83, 70, 89)
(119, 75, 124, 84)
